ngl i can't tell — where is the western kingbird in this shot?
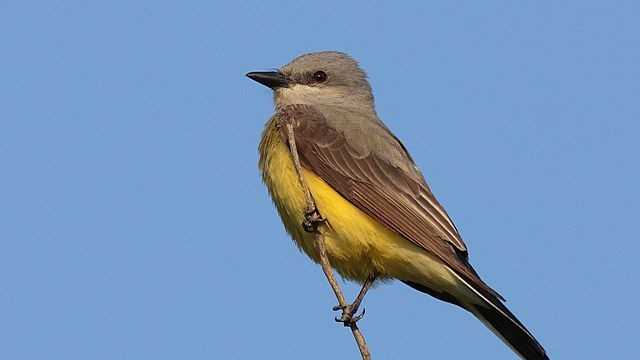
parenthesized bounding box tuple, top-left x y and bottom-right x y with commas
(247, 51, 548, 360)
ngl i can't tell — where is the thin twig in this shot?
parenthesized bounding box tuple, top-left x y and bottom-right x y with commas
(285, 123, 315, 214)
(285, 122, 372, 360)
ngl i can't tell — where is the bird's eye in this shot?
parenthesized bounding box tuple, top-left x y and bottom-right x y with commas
(313, 71, 327, 83)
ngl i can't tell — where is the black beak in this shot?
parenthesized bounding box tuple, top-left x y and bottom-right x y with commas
(246, 71, 289, 89)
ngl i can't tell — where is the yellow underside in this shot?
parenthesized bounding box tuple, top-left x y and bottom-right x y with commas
(260, 125, 462, 294)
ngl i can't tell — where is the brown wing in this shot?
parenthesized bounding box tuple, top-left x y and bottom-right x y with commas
(276, 104, 502, 300)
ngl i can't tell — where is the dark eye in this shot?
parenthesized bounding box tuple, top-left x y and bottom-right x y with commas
(313, 70, 327, 83)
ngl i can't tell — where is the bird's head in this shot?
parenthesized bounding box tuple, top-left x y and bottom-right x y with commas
(247, 51, 374, 110)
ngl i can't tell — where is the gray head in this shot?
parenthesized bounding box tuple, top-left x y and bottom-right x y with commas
(247, 51, 374, 110)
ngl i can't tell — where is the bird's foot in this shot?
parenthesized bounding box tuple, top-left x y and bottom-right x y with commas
(333, 304, 366, 327)
(302, 207, 326, 233)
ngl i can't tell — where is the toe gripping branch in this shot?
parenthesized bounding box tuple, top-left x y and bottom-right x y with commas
(303, 206, 326, 233)
(334, 304, 366, 327)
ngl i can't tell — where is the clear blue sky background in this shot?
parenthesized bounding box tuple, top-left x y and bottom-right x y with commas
(1, 1, 638, 359)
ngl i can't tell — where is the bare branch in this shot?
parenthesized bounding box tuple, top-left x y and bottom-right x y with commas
(285, 122, 372, 360)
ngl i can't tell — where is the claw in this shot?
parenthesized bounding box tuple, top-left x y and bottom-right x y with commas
(352, 307, 366, 322)
(333, 305, 365, 326)
(302, 219, 315, 233)
(302, 207, 326, 233)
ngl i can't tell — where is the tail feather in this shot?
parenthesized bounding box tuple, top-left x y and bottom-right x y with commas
(452, 273, 549, 360)
(468, 301, 548, 360)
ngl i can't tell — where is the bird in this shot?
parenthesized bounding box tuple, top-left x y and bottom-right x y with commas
(247, 51, 549, 359)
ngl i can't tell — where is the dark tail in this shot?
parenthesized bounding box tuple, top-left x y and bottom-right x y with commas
(404, 279, 549, 359)
(467, 293, 549, 360)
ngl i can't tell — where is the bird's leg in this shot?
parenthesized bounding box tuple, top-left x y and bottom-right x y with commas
(334, 274, 377, 326)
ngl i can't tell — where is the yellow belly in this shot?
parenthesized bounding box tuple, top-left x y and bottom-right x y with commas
(259, 122, 460, 290)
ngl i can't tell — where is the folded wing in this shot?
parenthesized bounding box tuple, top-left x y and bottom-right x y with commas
(276, 104, 501, 301)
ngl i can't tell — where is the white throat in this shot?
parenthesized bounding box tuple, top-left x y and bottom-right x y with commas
(274, 84, 375, 113)
(275, 84, 325, 106)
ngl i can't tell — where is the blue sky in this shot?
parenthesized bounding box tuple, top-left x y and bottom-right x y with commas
(1, 1, 638, 359)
